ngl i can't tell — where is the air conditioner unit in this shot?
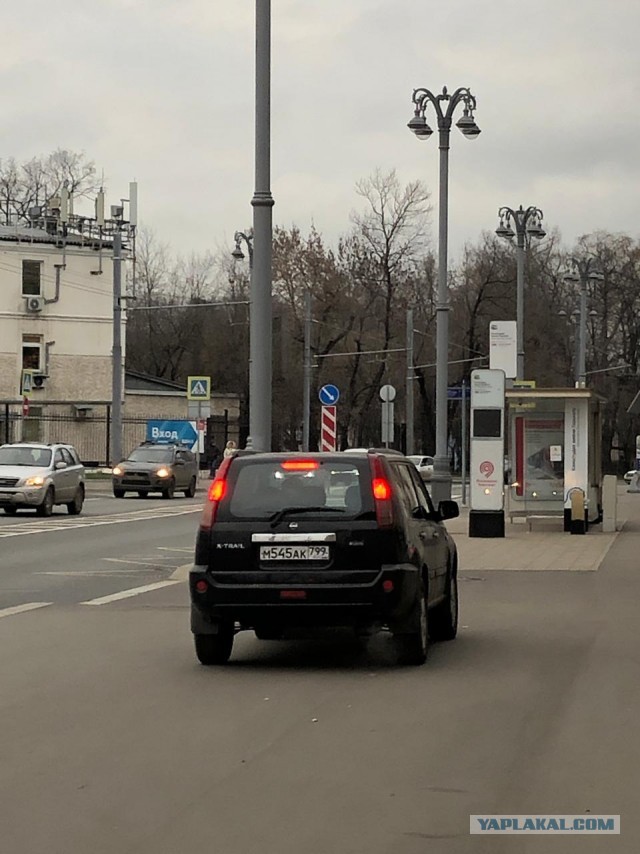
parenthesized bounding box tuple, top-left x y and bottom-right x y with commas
(32, 373, 48, 389)
(25, 296, 44, 313)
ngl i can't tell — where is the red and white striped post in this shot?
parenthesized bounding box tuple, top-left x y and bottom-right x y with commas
(320, 405, 337, 452)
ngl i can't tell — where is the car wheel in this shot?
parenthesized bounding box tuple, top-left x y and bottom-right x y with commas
(194, 625, 234, 665)
(184, 476, 197, 498)
(3, 506, 18, 516)
(36, 487, 54, 517)
(161, 479, 175, 500)
(429, 568, 458, 642)
(113, 488, 125, 498)
(66, 485, 85, 515)
(137, 491, 149, 498)
(394, 579, 429, 665)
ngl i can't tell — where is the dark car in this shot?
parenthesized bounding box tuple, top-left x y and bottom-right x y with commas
(112, 442, 198, 499)
(190, 449, 459, 666)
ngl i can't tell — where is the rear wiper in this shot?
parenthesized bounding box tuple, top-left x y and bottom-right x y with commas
(269, 506, 345, 528)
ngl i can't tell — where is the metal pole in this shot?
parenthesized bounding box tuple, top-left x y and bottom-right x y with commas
(432, 127, 452, 505)
(249, 0, 274, 452)
(578, 273, 587, 387)
(516, 229, 525, 381)
(406, 307, 414, 456)
(461, 379, 467, 506)
(302, 289, 311, 451)
(111, 232, 123, 465)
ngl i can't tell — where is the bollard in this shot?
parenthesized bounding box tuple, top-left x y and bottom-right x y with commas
(602, 475, 617, 532)
(569, 487, 586, 535)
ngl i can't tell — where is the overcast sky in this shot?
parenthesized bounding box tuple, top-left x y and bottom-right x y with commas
(4, 0, 639, 263)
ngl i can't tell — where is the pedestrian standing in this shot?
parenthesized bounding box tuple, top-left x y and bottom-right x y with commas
(209, 443, 222, 478)
(223, 440, 237, 459)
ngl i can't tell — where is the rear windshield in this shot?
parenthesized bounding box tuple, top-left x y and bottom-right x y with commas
(127, 447, 173, 463)
(226, 460, 367, 519)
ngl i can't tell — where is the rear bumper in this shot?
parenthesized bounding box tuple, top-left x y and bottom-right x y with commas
(189, 563, 421, 633)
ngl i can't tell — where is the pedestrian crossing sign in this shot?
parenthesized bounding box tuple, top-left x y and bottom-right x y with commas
(187, 376, 211, 400)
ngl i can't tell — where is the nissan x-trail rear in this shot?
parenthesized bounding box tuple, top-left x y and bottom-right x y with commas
(190, 450, 460, 666)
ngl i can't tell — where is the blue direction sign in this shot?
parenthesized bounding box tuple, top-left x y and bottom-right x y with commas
(319, 384, 340, 405)
(146, 420, 198, 450)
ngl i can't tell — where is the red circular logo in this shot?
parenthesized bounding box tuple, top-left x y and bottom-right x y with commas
(479, 460, 495, 477)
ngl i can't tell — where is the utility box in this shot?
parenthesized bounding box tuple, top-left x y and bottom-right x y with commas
(469, 369, 506, 538)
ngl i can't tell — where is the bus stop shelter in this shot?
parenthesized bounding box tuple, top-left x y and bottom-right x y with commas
(505, 388, 605, 532)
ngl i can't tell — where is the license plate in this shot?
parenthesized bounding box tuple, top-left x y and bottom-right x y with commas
(260, 545, 329, 561)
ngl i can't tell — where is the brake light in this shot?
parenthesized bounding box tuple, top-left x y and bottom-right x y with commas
(281, 459, 319, 471)
(372, 478, 391, 500)
(368, 455, 394, 529)
(200, 456, 233, 530)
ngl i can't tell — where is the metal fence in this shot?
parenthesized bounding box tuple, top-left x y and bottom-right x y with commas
(1, 402, 233, 467)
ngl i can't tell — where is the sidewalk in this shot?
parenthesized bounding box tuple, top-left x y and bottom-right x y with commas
(447, 484, 636, 572)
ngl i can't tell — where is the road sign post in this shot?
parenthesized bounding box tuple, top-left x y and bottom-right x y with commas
(319, 385, 339, 452)
(320, 406, 337, 452)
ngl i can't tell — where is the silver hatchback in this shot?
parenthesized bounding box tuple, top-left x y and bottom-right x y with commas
(0, 443, 85, 516)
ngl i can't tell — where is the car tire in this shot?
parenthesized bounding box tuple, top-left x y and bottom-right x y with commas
(137, 491, 149, 498)
(3, 506, 18, 516)
(429, 568, 458, 642)
(36, 487, 54, 517)
(194, 625, 234, 665)
(184, 476, 197, 498)
(113, 488, 125, 498)
(394, 579, 429, 665)
(162, 479, 175, 500)
(66, 485, 85, 515)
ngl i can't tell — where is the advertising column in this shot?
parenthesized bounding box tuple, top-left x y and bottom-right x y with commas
(469, 369, 506, 538)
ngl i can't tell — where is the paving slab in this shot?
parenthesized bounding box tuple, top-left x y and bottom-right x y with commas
(447, 483, 636, 572)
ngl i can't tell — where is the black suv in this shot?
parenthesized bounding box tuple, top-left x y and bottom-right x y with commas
(112, 442, 198, 499)
(190, 450, 459, 666)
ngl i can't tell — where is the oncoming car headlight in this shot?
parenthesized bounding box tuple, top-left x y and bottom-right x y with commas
(24, 475, 46, 487)
(112, 466, 124, 476)
(156, 467, 171, 478)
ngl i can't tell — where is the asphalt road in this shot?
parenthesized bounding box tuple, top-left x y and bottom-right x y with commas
(1, 488, 638, 853)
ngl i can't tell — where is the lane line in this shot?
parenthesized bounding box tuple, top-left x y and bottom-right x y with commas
(0, 602, 52, 619)
(102, 558, 179, 568)
(157, 547, 193, 553)
(0, 507, 202, 539)
(80, 580, 181, 606)
(170, 562, 192, 581)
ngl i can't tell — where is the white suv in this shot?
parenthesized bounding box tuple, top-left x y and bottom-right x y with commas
(0, 443, 85, 516)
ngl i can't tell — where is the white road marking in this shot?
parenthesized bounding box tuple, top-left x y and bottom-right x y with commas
(0, 506, 202, 539)
(36, 570, 145, 576)
(170, 562, 192, 581)
(102, 558, 179, 568)
(157, 547, 193, 553)
(81, 580, 181, 606)
(0, 602, 52, 619)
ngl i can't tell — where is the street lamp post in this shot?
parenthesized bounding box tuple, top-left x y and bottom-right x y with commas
(495, 205, 546, 381)
(231, 230, 254, 447)
(564, 257, 603, 387)
(408, 85, 480, 505)
(250, 0, 274, 452)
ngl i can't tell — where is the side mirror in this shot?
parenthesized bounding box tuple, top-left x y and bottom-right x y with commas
(55, 461, 67, 470)
(438, 499, 459, 521)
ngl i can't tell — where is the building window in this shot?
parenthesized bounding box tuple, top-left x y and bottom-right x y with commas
(22, 260, 42, 296)
(22, 334, 43, 371)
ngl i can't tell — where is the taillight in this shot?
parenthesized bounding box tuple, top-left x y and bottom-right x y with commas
(368, 455, 394, 529)
(200, 456, 233, 530)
